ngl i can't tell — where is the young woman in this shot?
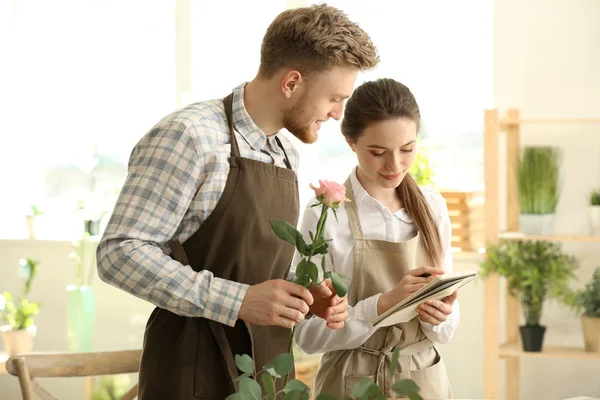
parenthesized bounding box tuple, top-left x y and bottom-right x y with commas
(294, 78, 458, 399)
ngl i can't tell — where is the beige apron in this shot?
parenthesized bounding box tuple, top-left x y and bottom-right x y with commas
(312, 178, 452, 399)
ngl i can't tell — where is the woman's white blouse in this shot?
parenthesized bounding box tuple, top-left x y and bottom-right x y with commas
(293, 170, 460, 354)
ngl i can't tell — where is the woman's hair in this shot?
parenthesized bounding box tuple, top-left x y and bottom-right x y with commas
(258, 4, 379, 78)
(341, 78, 443, 267)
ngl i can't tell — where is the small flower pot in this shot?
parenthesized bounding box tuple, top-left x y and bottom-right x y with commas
(581, 316, 600, 352)
(519, 214, 555, 236)
(520, 325, 546, 352)
(0, 325, 37, 356)
(589, 206, 600, 236)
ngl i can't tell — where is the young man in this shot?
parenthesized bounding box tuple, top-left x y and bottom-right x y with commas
(97, 4, 378, 399)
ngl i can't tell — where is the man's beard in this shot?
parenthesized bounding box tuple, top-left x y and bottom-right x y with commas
(282, 102, 318, 144)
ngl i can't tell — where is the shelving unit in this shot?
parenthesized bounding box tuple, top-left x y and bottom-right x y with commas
(482, 109, 600, 399)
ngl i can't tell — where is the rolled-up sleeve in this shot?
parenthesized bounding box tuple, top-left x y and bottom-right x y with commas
(96, 120, 248, 326)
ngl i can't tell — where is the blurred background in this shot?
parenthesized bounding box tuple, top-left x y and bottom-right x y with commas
(0, 0, 599, 399)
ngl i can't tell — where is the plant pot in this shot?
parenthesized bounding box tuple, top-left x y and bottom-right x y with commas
(84, 219, 101, 236)
(589, 206, 600, 236)
(25, 215, 36, 239)
(519, 325, 546, 352)
(67, 285, 95, 351)
(0, 325, 37, 356)
(581, 316, 600, 352)
(519, 213, 555, 236)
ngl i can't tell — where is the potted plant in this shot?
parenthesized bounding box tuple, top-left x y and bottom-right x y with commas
(570, 267, 600, 352)
(518, 146, 561, 235)
(0, 258, 41, 355)
(24, 204, 44, 239)
(480, 240, 578, 352)
(588, 190, 600, 236)
(67, 232, 98, 351)
(409, 141, 435, 188)
(227, 349, 423, 400)
(90, 374, 131, 400)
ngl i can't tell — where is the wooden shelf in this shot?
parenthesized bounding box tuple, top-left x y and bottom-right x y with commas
(501, 118, 600, 126)
(498, 232, 600, 243)
(499, 341, 600, 360)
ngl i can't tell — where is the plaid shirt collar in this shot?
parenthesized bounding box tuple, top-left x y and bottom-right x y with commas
(231, 83, 273, 152)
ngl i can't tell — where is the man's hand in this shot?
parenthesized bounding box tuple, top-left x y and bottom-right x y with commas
(238, 279, 313, 328)
(307, 279, 348, 330)
(377, 266, 444, 315)
(417, 291, 458, 326)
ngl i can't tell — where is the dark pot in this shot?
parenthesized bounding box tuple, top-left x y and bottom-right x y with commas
(84, 219, 101, 236)
(520, 325, 546, 352)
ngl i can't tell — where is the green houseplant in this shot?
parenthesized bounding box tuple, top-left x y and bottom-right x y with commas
(25, 204, 44, 239)
(588, 189, 600, 236)
(570, 267, 600, 352)
(480, 240, 578, 351)
(0, 258, 41, 355)
(517, 146, 561, 235)
(226, 349, 422, 400)
(90, 374, 131, 400)
(409, 142, 435, 188)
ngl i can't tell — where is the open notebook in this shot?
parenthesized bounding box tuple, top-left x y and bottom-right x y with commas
(372, 270, 478, 329)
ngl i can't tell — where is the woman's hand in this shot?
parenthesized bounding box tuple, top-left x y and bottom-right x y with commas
(377, 266, 445, 316)
(417, 291, 458, 326)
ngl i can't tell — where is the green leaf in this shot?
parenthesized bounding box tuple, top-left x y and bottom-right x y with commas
(264, 353, 294, 378)
(331, 272, 348, 298)
(365, 384, 386, 400)
(233, 372, 252, 382)
(270, 221, 306, 254)
(390, 347, 400, 377)
(225, 394, 241, 400)
(392, 379, 420, 396)
(296, 274, 310, 287)
(295, 260, 307, 280)
(283, 391, 303, 400)
(235, 354, 255, 374)
(238, 377, 262, 400)
(312, 243, 329, 255)
(323, 271, 332, 280)
(306, 261, 319, 284)
(315, 394, 337, 400)
(283, 379, 308, 394)
(295, 234, 308, 256)
(408, 392, 423, 400)
(261, 374, 276, 399)
(332, 208, 339, 223)
(350, 378, 374, 398)
(294, 260, 311, 287)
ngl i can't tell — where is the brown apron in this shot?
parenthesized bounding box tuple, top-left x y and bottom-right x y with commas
(312, 178, 452, 399)
(137, 93, 299, 399)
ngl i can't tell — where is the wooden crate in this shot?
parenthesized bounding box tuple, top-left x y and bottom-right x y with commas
(440, 190, 485, 252)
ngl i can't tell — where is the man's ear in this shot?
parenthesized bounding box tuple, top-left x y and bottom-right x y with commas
(281, 70, 303, 99)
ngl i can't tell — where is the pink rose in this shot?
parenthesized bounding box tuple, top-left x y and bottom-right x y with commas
(310, 180, 348, 207)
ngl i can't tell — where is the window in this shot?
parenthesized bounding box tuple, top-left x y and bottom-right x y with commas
(0, 0, 177, 239)
(293, 0, 493, 210)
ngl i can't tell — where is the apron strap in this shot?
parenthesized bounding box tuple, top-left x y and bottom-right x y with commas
(223, 93, 241, 159)
(343, 176, 365, 241)
(275, 136, 293, 170)
(356, 337, 434, 389)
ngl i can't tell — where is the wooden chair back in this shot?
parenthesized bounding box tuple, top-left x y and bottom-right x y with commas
(5, 349, 142, 400)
